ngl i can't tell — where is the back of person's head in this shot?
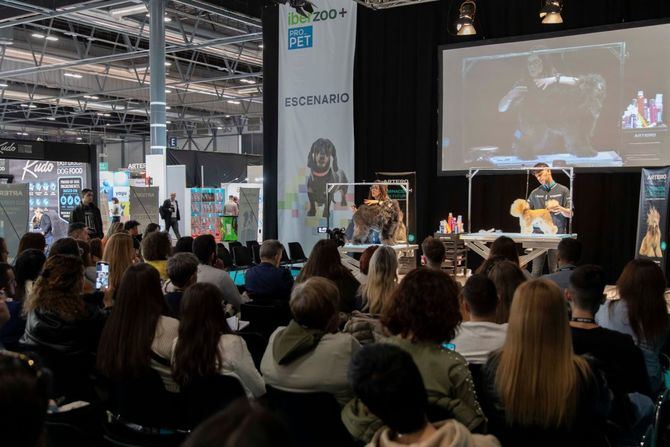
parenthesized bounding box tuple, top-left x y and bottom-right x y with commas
(259, 239, 283, 260)
(382, 268, 461, 343)
(102, 232, 135, 295)
(17, 233, 46, 256)
(0, 263, 14, 297)
(0, 351, 51, 447)
(167, 253, 199, 288)
(362, 245, 398, 314)
(193, 234, 217, 264)
(487, 260, 527, 323)
(557, 238, 581, 265)
(141, 231, 172, 261)
(89, 238, 103, 260)
(358, 245, 379, 276)
(97, 263, 166, 379)
(616, 258, 668, 344)
(67, 222, 87, 238)
(0, 237, 7, 262)
(173, 236, 194, 254)
(181, 398, 289, 447)
(296, 239, 349, 282)
(216, 243, 233, 270)
(143, 222, 160, 238)
(173, 283, 232, 386)
(422, 236, 446, 266)
(489, 236, 519, 265)
(76, 240, 93, 267)
(463, 274, 498, 318)
(24, 255, 84, 320)
(123, 220, 140, 232)
(48, 237, 80, 258)
(349, 344, 428, 435)
(13, 249, 46, 301)
(568, 265, 606, 313)
(497, 279, 589, 429)
(290, 277, 339, 331)
(105, 222, 124, 239)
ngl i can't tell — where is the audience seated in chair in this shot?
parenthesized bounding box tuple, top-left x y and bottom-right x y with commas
(480, 279, 611, 447)
(567, 264, 653, 440)
(353, 245, 378, 285)
(422, 236, 445, 271)
(182, 398, 290, 447)
(244, 240, 294, 303)
(0, 262, 22, 350)
(349, 343, 500, 447)
(452, 274, 507, 365)
(477, 236, 532, 280)
(172, 283, 265, 399)
(165, 253, 199, 318)
(193, 235, 245, 311)
(486, 259, 527, 324)
(261, 277, 361, 406)
(102, 232, 136, 307)
(142, 231, 172, 281)
(342, 268, 486, 443)
(596, 258, 670, 394)
(17, 232, 47, 256)
(97, 263, 179, 393)
(173, 236, 194, 255)
(0, 350, 50, 447)
(542, 238, 581, 292)
(295, 239, 360, 313)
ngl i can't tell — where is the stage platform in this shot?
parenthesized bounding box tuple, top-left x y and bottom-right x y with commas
(460, 232, 577, 268)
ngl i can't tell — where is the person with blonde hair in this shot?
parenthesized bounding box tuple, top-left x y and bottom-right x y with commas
(102, 221, 125, 248)
(102, 232, 136, 306)
(480, 279, 610, 446)
(358, 245, 397, 314)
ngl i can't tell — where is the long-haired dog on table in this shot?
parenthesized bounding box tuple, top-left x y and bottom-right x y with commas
(510, 199, 559, 234)
(639, 206, 663, 258)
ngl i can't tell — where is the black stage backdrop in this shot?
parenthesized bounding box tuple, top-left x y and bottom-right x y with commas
(264, 0, 670, 282)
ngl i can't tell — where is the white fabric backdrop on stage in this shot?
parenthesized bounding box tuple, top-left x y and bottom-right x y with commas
(277, 0, 356, 254)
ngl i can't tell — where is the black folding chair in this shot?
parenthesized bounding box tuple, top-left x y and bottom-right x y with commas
(288, 242, 308, 264)
(252, 244, 262, 265)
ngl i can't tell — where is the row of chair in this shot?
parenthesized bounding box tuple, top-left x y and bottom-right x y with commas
(227, 241, 308, 271)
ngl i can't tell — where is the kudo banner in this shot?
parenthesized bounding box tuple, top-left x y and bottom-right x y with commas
(277, 0, 356, 254)
(635, 167, 670, 271)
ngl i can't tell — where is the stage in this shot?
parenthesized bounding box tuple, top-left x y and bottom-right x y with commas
(460, 232, 577, 268)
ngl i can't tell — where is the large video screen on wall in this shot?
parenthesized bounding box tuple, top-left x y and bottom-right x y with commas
(439, 22, 670, 173)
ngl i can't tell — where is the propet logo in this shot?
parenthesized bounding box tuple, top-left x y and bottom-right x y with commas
(287, 7, 349, 50)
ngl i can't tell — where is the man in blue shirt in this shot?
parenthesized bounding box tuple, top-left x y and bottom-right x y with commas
(245, 240, 294, 302)
(528, 162, 573, 276)
(542, 238, 581, 293)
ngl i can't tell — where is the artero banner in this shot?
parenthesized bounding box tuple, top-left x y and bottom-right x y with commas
(635, 167, 670, 272)
(277, 0, 357, 255)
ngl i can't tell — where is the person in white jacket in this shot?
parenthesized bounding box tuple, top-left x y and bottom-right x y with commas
(171, 283, 264, 399)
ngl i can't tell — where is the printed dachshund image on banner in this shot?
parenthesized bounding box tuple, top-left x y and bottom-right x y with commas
(277, 0, 356, 254)
(635, 167, 670, 273)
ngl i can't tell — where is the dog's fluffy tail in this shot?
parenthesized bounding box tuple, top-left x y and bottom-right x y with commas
(510, 199, 529, 218)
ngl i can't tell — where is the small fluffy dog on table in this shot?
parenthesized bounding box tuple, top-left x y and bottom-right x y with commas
(510, 199, 559, 234)
(639, 206, 663, 258)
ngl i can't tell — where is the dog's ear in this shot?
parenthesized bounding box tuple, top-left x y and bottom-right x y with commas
(307, 143, 317, 169)
(331, 145, 338, 172)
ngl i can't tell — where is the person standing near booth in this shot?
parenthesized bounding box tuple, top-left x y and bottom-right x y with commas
(160, 192, 181, 239)
(528, 163, 573, 277)
(70, 188, 104, 239)
(31, 208, 53, 249)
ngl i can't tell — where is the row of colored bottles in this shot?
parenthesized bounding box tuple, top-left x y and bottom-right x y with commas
(622, 91, 664, 129)
(439, 213, 464, 234)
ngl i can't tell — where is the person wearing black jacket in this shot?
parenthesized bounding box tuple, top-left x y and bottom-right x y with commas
(160, 192, 181, 239)
(31, 208, 52, 248)
(70, 188, 103, 239)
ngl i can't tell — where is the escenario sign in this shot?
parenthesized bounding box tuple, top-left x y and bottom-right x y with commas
(0, 139, 45, 160)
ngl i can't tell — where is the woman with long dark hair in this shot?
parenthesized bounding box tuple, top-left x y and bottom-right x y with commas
(296, 239, 359, 312)
(596, 259, 669, 392)
(97, 263, 179, 391)
(172, 283, 264, 398)
(481, 279, 610, 446)
(487, 260, 527, 324)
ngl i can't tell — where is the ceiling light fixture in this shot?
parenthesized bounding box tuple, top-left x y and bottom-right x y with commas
(455, 0, 477, 36)
(64, 72, 83, 78)
(46, 117, 56, 121)
(20, 104, 37, 108)
(240, 78, 256, 84)
(227, 100, 240, 105)
(84, 95, 99, 99)
(540, 0, 563, 24)
(0, 83, 7, 88)
(31, 33, 45, 39)
(165, 89, 172, 94)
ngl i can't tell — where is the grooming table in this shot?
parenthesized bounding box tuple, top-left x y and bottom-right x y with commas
(460, 233, 577, 267)
(339, 243, 419, 255)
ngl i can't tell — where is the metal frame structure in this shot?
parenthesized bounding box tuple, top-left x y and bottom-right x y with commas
(0, 0, 263, 144)
(467, 167, 575, 234)
(354, 0, 439, 10)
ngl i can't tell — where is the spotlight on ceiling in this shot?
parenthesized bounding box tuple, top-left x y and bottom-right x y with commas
(455, 0, 477, 36)
(540, 0, 563, 24)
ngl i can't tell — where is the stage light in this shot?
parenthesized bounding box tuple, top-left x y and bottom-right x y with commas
(540, 0, 563, 24)
(455, 1, 477, 36)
